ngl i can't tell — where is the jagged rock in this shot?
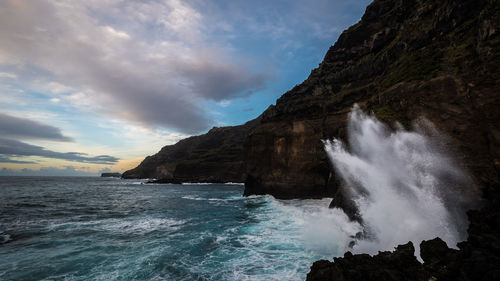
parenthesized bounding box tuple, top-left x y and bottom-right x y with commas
(329, 185, 362, 222)
(307, 242, 430, 281)
(307, 187, 500, 281)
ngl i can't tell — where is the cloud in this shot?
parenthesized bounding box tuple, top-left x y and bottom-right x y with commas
(0, 166, 98, 177)
(0, 138, 119, 164)
(0, 156, 36, 164)
(0, 112, 72, 142)
(99, 167, 112, 174)
(0, 0, 271, 134)
(0, 72, 16, 79)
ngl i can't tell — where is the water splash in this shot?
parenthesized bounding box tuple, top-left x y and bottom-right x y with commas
(323, 104, 477, 258)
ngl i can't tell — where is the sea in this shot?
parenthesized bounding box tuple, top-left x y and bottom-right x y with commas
(0, 177, 349, 281)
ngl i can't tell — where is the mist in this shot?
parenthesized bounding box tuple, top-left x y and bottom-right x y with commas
(322, 104, 478, 258)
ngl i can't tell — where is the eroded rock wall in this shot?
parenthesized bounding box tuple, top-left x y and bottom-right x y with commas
(244, 0, 499, 198)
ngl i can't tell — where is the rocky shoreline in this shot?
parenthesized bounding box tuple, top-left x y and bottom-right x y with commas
(307, 189, 500, 280)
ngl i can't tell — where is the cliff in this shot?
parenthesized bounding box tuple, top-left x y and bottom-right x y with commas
(122, 117, 260, 182)
(244, 0, 499, 199)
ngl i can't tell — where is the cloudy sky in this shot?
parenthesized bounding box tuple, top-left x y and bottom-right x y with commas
(0, 0, 370, 176)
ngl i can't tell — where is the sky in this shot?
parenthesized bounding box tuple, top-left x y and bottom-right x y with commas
(0, 0, 371, 176)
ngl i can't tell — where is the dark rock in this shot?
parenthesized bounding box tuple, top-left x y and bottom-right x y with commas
(100, 172, 121, 177)
(298, 0, 500, 280)
(307, 187, 500, 281)
(420, 238, 458, 266)
(329, 184, 361, 222)
(307, 242, 431, 281)
(146, 178, 182, 184)
(244, 0, 499, 199)
(122, 117, 261, 183)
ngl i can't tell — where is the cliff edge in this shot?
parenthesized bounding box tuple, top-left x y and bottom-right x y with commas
(122, 117, 260, 183)
(244, 0, 499, 199)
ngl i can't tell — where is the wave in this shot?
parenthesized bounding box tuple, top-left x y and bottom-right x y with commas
(0, 233, 11, 244)
(323, 105, 477, 259)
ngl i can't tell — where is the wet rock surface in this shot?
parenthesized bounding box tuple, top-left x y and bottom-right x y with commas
(307, 189, 500, 281)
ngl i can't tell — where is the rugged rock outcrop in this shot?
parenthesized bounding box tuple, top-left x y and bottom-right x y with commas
(122, 117, 260, 182)
(244, 0, 499, 199)
(294, 0, 500, 279)
(307, 188, 500, 281)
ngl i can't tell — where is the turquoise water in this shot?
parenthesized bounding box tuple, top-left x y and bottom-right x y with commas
(0, 177, 349, 281)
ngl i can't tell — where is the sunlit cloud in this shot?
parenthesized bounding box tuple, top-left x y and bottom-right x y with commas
(0, 0, 272, 134)
(0, 0, 371, 175)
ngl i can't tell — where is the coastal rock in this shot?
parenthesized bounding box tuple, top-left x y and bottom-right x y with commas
(244, 0, 499, 199)
(122, 117, 260, 183)
(307, 190, 500, 281)
(101, 172, 121, 177)
(307, 242, 430, 281)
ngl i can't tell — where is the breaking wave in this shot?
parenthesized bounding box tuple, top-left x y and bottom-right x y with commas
(323, 105, 477, 258)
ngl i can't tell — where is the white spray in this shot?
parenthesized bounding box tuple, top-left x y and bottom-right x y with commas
(323, 104, 477, 258)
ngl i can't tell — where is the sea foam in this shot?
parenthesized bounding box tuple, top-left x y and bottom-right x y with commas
(322, 105, 477, 258)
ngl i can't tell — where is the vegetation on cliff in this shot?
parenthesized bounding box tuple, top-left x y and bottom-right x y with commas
(122, 118, 260, 183)
(244, 0, 499, 200)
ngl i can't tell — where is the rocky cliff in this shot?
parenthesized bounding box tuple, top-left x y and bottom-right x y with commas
(244, 0, 499, 199)
(266, 0, 499, 279)
(122, 117, 260, 182)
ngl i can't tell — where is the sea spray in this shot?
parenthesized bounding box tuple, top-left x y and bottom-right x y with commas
(323, 104, 476, 258)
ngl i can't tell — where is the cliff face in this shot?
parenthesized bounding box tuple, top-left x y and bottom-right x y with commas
(244, 0, 499, 199)
(122, 118, 260, 182)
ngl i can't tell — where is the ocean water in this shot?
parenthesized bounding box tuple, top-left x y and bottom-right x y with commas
(0, 177, 352, 281)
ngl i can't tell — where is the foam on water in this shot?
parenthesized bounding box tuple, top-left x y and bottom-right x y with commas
(0, 234, 11, 244)
(323, 105, 477, 258)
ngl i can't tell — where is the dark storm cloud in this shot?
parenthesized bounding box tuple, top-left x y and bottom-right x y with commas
(0, 112, 72, 142)
(0, 138, 119, 164)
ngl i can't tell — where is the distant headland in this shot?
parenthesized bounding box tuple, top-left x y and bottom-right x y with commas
(100, 172, 122, 178)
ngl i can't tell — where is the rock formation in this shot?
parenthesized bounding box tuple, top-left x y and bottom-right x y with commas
(100, 172, 122, 178)
(289, 0, 500, 279)
(307, 188, 500, 281)
(122, 117, 260, 183)
(244, 0, 499, 199)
